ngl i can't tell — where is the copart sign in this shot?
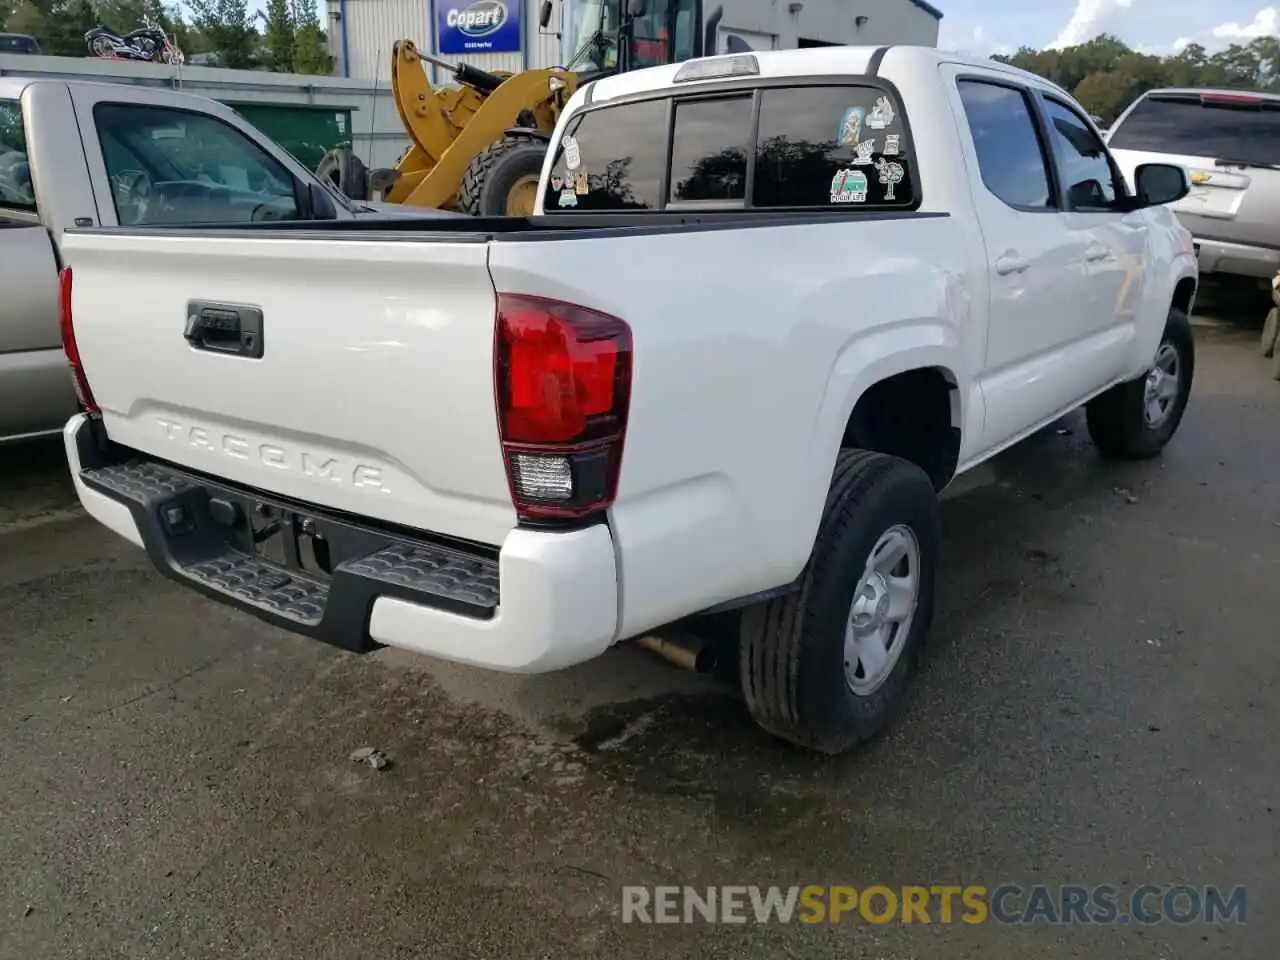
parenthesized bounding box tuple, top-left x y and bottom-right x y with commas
(435, 0, 522, 54)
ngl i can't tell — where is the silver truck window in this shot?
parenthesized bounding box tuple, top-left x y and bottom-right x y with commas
(753, 85, 916, 209)
(1040, 97, 1123, 212)
(92, 103, 299, 226)
(0, 99, 35, 214)
(669, 95, 752, 203)
(543, 97, 666, 211)
(957, 79, 1054, 211)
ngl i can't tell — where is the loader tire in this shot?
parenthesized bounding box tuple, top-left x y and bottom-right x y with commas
(316, 145, 368, 201)
(739, 450, 940, 755)
(459, 137, 548, 217)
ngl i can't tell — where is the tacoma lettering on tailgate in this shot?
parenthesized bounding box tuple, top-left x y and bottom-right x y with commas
(155, 417, 390, 494)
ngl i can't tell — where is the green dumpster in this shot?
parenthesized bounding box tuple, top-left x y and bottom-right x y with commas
(222, 102, 353, 170)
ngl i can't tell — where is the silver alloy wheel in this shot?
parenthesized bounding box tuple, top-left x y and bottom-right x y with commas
(1143, 342, 1181, 428)
(844, 524, 920, 695)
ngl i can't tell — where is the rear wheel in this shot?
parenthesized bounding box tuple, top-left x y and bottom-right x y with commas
(739, 450, 940, 754)
(1086, 307, 1195, 460)
(459, 137, 548, 217)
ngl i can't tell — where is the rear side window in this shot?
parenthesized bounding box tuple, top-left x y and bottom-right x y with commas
(957, 80, 1054, 210)
(544, 98, 667, 211)
(753, 86, 916, 208)
(545, 82, 918, 212)
(1108, 93, 1280, 166)
(0, 98, 36, 214)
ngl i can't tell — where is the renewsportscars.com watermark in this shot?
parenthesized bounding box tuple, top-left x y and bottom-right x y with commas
(621, 884, 1248, 926)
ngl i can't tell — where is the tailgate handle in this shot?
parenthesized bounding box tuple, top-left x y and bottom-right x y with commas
(184, 301, 264, 359)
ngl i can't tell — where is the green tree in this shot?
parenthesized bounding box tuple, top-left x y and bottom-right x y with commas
(289, 0, 330, 74)
(262, 0, 294, 71)
(187, 0, 258, 68)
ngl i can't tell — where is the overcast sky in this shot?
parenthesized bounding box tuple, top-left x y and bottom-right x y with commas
(939, 0, 1277, 57)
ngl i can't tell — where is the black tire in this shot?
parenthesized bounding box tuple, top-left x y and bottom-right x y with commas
(458, 137, 548, 217)
(315, 146, 368, 201)
(1085, 307, 1195, 460)
(739, 450, 941, 754)
(1261, 307, 1278, 358)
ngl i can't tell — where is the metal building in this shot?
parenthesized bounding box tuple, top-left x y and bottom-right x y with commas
(325, 0, 942, 81)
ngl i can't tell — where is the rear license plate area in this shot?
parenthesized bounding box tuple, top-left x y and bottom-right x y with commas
(249, 503, 333, 582)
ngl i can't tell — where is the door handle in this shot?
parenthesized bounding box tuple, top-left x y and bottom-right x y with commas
(994, 254, 1029, 276)
(1085, 244, 1113, 262)
(184, 300, 264, 359)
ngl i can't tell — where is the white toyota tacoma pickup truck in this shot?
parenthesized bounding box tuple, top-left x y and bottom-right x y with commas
(60, 46, 1199, 753)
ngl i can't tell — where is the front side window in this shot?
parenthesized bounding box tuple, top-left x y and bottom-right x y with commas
(0, 98, 35, 213)
(753, 85, 917, 208)
(93, 103, 299, 226)
(957, 79, 1054, 210)
(543, 98, 667, 211)
(1041, 96, 1122, 210)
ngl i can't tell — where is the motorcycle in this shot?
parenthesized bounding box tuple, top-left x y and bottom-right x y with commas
(84, 18, 182, 64)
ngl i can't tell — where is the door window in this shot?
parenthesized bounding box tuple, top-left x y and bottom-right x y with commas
(957, 80, 1054, 210)
(93, 102, 299, 226)
(543, 98, 667, 211)
(1040, 96, 1123, 211)
(753, 85, 917, 208)
(0, 99, 35, 213)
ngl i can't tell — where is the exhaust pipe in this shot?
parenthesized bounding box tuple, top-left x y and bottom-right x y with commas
(634, 633, 719, 674)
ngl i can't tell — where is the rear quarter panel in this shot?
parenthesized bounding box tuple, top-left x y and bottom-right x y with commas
(0, 218, 75, 440)
(489, 215, 971, 638)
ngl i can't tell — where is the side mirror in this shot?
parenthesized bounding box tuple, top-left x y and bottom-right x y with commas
(1133, 163, 1189, 208)
(626, 0, 646, 16)
(539, 0, 552, 29)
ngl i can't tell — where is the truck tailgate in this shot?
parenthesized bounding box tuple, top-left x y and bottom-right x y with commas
(63, 230, 517, 547)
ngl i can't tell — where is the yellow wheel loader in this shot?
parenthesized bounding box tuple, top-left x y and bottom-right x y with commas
(316, 0, 748, 216)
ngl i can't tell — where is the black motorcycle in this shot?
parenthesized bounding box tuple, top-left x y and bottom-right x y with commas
(84, 21, 178, 63)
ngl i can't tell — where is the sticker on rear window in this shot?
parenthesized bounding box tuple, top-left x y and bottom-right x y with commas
(837, 108, 865, 146)
(884, 134, 900, 156)
(851, 140, 876, 165)
(867, 96, 896, 130)
(562, 134, 581, 171)
(830, 168, 868, 203)
(874, 159, 904, 200)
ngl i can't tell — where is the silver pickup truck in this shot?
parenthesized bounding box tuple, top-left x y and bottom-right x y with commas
(0, 77, 431, 444)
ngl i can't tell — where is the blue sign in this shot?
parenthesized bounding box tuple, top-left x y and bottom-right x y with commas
(435, 0, 522, 54)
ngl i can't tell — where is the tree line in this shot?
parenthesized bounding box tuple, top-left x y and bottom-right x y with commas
(0, 0, 331, 74)
(994, 33, 1280, 123)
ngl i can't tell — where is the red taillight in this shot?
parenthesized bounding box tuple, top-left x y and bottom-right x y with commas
(1200, 92, 1264, 105)
(495, 293, 631, 521)
(58, 267, 99, 414)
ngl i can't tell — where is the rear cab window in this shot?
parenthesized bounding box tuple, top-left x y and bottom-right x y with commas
(1108, 91, 1280, 165)
(0, 98, 36, 215)
(543, 80, 920, 212)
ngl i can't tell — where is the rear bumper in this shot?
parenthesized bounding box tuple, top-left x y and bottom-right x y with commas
(1192, 236, 1280, 281)
(65, 414, 620, 673)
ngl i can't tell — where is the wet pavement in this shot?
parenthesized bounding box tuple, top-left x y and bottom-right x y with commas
(1, 312, 1278, 958)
